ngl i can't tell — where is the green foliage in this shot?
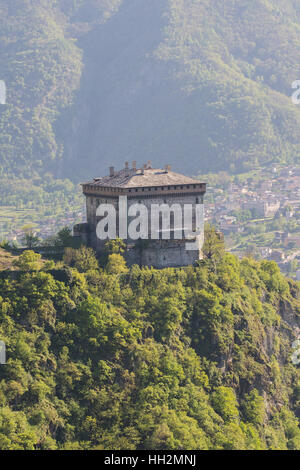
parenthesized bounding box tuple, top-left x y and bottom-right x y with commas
(13, 250, 42, 271)
(154, 0, 300, 172)
(0, 0, 82, 178)
(202, 224, 225, 267)
(54, 227, 75, 247)
(211, 387, 239, 422)
(21, 226, 41, 249)
(0, 249, 299, 449)
(106, 253, 128, 275)
(0, 407, 38, 450)
(242, 390, 265, 426)
(63, 246, 98, 272)
(105, 238, 126, 255)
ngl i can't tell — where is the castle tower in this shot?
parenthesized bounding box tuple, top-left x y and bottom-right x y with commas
(74, 163, 206, 268)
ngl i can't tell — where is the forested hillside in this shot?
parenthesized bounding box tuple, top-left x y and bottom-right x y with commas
(1, 0, 300, 180)
(1, 3, 300, 451)
(0, 244, 300, 450)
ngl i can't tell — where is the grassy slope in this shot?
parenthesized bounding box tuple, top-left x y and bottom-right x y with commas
(0, 248, 17, 270)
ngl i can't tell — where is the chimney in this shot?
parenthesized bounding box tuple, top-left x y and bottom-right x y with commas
(141, 164, 147, 175)
(147, 160, 152, 169)
(125, 162, 130, 177)
(165, 164, 171, 173)
(132, 161, 137, 170)
(109, 166, 115, 177)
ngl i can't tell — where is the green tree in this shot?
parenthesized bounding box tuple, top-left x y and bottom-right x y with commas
(13, 250, 41, 271)
(242, 390, 265, 426)
(105, 238, 126, 255)
(211, 387, 239, 422)
(63, 246, 98, 272)
(55, 227, 74, 247)
(106, 253, 128, 275)
(202, 224, 225, 267)
(22, 226, 40, 249)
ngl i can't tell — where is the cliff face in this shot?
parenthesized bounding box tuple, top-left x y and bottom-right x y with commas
(184, 254, 300, 424)
(228, 293, 300, 417)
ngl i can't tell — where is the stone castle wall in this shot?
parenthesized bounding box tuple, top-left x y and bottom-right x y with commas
(75, 181, 205, 269)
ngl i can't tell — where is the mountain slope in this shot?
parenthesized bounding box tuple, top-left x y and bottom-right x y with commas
(65, 0, 300, 177)
(1, 0, 300, 179)
(0, 250, 300, 449)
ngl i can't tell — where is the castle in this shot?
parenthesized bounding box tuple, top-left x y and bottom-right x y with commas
(74, 162, 206, 268)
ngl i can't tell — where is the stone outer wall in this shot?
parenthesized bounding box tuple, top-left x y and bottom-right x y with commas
(125, 239, 201, 269)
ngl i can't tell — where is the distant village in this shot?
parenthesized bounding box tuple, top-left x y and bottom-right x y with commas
(205, 164, 300, 279)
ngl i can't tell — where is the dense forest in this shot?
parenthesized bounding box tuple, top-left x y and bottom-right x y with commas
(0, 233, 300, 450)
(1, 0, 300, 180)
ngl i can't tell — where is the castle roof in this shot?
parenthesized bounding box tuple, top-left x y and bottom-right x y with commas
(87, 167, 203, 189)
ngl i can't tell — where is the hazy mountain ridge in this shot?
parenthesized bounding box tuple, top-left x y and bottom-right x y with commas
(1, 0, 300, 179)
